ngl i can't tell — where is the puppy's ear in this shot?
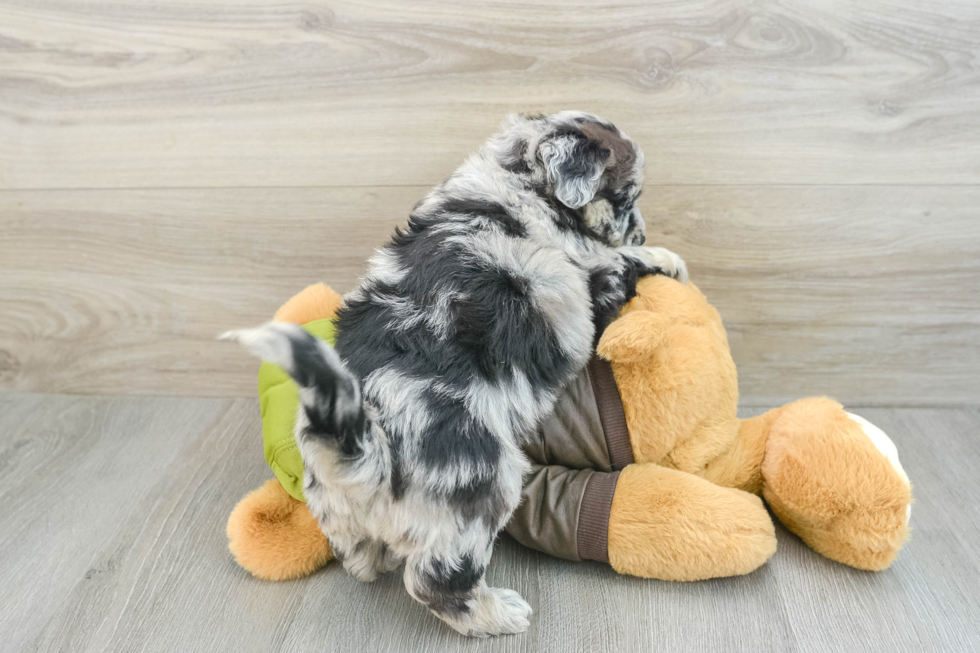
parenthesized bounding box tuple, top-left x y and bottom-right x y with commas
(538, 131, 611, 209)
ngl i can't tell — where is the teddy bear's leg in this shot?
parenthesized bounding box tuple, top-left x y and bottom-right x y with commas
(761, 398, 912, 571)
(607, 464, 777, 581)
(226, 479, 334, 580)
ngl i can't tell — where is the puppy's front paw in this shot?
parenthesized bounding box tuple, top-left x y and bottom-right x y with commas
(621, 246, 688, 283)
(459, 588, 532, 637)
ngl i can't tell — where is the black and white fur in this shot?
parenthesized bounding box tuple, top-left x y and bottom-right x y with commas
(223, 111, 686, 637)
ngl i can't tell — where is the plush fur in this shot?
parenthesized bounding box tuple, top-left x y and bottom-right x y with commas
(227, 479, 332, 581)
(274, 282, 343, 324)
(605, 276, 912, 575)
(761, 398, 912, 571)
(224, 112, 687, 637)
(607, 464, 776, 581)
(598, 275, 740, 472)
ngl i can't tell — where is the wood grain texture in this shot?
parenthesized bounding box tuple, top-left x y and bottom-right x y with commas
(0, 187, 412, 397)
(2, 186, 977, 403)
(1, 395, 978, 652)
(2, 0, 980, 189)
(649, 185, 980, 405)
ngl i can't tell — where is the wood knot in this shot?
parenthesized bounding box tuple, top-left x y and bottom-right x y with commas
(0, 350, 18, 380)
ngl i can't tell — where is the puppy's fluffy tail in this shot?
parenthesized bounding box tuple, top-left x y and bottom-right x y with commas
(221, 323, 368, 458)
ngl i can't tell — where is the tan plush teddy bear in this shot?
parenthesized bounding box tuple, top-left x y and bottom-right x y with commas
(227, 277, 911, 582)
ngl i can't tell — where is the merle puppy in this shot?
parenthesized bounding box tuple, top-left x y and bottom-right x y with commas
(224, 111, 687, 637)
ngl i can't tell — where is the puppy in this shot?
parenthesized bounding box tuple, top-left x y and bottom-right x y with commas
(224, 111, 686, 636)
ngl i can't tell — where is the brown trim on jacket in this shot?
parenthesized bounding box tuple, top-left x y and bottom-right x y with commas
(576, 470, 621, 562)
(587, 355, 635, 470)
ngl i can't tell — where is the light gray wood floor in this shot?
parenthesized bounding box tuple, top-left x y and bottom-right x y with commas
(1, 394, 977, 652)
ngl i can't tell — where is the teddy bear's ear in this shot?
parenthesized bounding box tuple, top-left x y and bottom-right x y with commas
(273, 283, 343, 324)
(597, 310, 670, 364)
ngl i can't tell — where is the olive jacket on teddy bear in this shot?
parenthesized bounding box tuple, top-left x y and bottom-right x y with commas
(227, 276, 912, 582)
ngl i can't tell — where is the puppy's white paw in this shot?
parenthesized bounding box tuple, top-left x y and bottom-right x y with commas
(488, 588, 533, 634)
(341, 539, 399, 583)
(621, 246, 689, 283)
(449, 587, 532, 638)
(648, 246, 688, 283)
(345, 562, 379, 583)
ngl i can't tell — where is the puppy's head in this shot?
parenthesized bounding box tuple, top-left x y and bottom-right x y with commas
(495, 111, 646, 247)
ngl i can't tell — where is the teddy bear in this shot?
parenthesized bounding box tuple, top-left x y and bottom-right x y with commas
(226, 276, 912, 582)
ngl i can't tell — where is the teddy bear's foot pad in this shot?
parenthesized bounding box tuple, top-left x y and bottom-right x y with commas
(762, 398, 912, 571)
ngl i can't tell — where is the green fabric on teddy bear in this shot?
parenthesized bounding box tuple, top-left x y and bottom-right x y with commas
(257, 318, 337, 502)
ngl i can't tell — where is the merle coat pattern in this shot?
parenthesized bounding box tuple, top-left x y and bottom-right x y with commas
(225, 111, 687, 637)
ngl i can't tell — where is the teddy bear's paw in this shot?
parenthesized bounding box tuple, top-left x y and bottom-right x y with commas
(619, 246, 688, 283)
(761, 399, 913, 570)
(607, 464, 777, 581)
(845, 412, 911, 525)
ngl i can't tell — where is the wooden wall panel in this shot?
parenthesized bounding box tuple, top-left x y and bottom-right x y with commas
(2, 186, 977, 403)
(1, 0, 979, 189)
(1, 0, 977, 403)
